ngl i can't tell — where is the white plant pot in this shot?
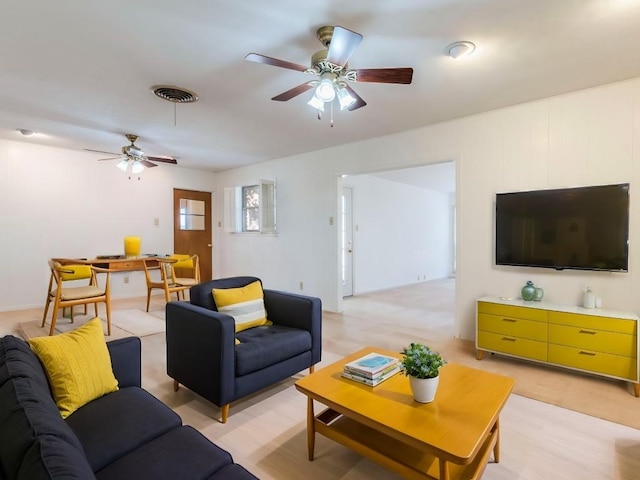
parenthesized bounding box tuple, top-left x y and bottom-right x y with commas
(409, 375, 439, 403)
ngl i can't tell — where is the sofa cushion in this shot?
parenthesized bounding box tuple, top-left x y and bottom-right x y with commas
(235, 325, 312, 376)
(212, 280, 271, 333)
(95, 426, 233, 480)
(0, 376, 94, 479)
(28, 318, 119, 418)
(0, 335, 50, 392)
(65, 386, 182, 472)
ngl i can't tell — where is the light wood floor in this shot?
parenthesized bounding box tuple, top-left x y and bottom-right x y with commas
(2, 279, 640, 479)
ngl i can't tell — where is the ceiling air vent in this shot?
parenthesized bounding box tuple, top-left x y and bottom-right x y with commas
(151, 85, 199, 103)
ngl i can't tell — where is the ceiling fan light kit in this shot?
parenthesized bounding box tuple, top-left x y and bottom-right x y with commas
(307, 94, 325, 112)
(246, 25, 413, 124)
(445, 41, 475, 59)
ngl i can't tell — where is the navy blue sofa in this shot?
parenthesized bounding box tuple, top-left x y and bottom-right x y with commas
(0, 334, 257, 480)
(166, 276, 322, 423)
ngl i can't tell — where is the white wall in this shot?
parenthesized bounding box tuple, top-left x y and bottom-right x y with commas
(214, 76, 640, 340)
(347, 174, 451, 294)
(0, 139, 216, 311)
(3, 77, 640, 341)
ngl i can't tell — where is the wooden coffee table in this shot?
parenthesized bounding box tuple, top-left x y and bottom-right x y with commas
(294, 347, 514, 480)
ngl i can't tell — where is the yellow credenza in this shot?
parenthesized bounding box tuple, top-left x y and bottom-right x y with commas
(476, 297, 639, 397)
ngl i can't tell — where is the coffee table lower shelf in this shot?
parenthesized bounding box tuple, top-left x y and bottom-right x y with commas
(314, 408, 498, 480)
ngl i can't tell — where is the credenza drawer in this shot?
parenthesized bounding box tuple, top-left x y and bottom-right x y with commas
(548, 311, 636, 335)
(478, 302, 547, 322)
(548, 324, 637, 358)
(478, 313, 547, 341)
(477, 331, 547, 362)
(548, 344, 637, 380)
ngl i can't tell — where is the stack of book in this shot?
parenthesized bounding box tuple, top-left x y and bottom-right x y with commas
(341, 352, 401, 386)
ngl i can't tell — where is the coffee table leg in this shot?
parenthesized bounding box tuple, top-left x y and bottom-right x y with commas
(307, 397, 316, 461)
(494, 417, 501, 463)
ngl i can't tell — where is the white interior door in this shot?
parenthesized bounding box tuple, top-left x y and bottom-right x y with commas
(341, 186, 354, 297)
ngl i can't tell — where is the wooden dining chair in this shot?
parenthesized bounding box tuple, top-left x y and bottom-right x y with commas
(167, 254, 200, 289)
(142, 257, 192, 312)
(42, 259, 112, 336)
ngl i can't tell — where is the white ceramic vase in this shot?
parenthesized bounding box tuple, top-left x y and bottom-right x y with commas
(409, 375, 439, 403)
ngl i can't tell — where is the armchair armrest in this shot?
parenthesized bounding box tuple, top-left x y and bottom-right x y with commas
(107, 337, 141, 388)
(263, 290, 322, 364)
(165, 301, 237, 406)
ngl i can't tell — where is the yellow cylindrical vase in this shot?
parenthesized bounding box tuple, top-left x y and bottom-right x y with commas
(124, 236, 141, 257)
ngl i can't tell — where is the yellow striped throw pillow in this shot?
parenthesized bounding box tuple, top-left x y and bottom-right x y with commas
(28, 318, 119, 419)
(212, 280, 271, 332)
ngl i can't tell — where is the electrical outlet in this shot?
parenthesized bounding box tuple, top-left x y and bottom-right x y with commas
(153, 217, 160, 226)
(299, 281, 304, 291)
(329, 217, 334, 226)
(124, 276, 130, 284)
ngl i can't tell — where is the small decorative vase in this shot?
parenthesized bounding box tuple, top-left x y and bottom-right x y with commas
(521, 281, 536, 301)
(533, 287, 544, 302)
(124, 236, 141, 258)
(409, 375, 439, 403)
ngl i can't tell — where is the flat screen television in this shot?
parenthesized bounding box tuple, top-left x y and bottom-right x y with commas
(495, 183, 629, 272)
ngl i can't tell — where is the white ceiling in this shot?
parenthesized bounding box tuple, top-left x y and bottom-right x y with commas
(1, 1, 640, 172)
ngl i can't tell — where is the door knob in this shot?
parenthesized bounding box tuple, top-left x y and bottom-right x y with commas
(207, 244, 212, 247)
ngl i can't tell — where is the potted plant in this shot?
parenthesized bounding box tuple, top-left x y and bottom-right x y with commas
(401, 342, 446, 403)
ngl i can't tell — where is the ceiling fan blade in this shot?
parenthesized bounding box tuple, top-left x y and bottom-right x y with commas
(343, 84, 367, 111)
(326, 26, 363, 67)
(272, 82, 316, 102)
(140, 159, 157, 168)
(352, 68, 413, 84)
(146, 156, 178, 165)
(85, 148, 120, 156)
(96, 156, 124, 162)
(245, 53, 308, 73)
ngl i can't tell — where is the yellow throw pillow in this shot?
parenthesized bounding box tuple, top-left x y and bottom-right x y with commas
(212, 280, 272, 333)
(28, 318, 119, 419)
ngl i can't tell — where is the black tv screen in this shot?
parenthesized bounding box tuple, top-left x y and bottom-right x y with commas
(495, 183, 629, 272)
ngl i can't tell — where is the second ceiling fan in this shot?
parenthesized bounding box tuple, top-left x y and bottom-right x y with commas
(85, 134, 177, 175)
(246, 25, 413, 114)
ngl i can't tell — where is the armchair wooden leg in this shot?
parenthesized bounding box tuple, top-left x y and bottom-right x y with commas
(173, 380, 180, 392)
(309, 365, 315, 374)
(220, 404, 229, 424)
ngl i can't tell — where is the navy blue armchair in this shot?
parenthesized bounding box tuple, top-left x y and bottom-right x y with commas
(166, 276, 322, 423)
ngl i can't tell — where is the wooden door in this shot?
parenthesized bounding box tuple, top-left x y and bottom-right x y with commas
(173, 189, 213, 281)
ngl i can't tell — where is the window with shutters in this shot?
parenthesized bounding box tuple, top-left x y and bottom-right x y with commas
(224, 179, 276, 234)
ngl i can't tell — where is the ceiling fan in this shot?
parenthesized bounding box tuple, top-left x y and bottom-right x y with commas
(85, 134, 178, 175)
(245, 25, 413, 116)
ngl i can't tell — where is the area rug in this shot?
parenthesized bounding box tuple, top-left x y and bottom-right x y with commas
(20, 309, 165, 340)
(110, 309, 165, 337)
(435, 337, 640, 430)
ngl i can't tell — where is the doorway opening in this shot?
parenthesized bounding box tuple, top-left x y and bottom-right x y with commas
(338, 161, 457, 330)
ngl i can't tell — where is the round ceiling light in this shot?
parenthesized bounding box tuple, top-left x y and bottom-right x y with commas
(445, 41, 476, 60)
